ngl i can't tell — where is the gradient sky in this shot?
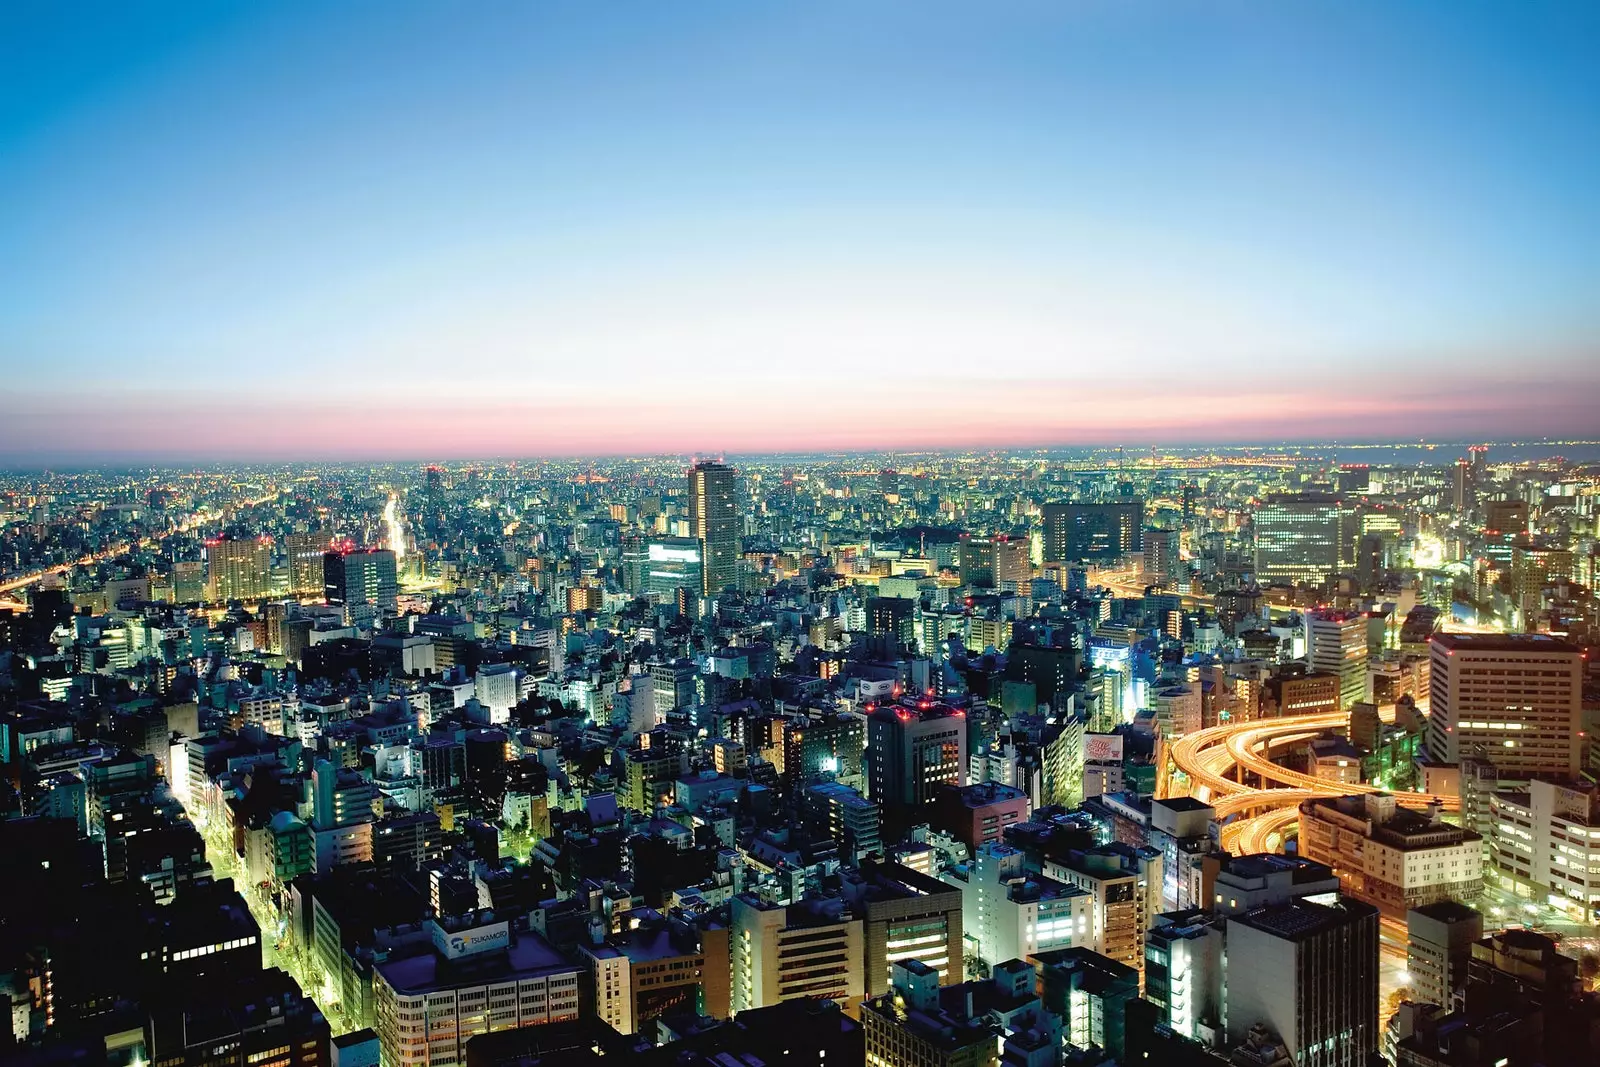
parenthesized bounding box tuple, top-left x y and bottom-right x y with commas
(3, 2, 1598, 461)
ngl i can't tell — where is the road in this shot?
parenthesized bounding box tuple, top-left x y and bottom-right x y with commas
(0, 491, 282, 595)
(178, 790, 356, 1035)
(1086, 566, 1208, 608)
(1161, 710, 1446, 1025)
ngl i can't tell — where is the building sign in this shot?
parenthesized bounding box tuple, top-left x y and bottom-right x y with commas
(432, 920, 509, 960)
(1083, 733, 1124, 764)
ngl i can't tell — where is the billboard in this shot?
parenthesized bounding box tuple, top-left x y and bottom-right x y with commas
(431, 920, 510, 960)
(1083, 733, 1124, 764)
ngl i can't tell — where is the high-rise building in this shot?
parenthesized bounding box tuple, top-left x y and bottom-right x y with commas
(1406, 900, 1483, 1010)
(1032, 947, 1142, 1063)
(956, 534, 1028, 588)
(1252, 493, 1348, 584)
(1306, 611, 1369, 711)
(1224, 897, 1380, 1066)
(933, 782, 1031, 854)
(730, 893, 863, 1013)
(206, 535, 272, 602)
(1043, 844, 1161, 972)
(577, 914, 730, 1035)
(783, 714, 866, 790)
(323, 547, 398, 612)
(1426, 633, 1583, 777)
(861, 959, 1001, 1067)
(804, 781, 881, 861)
(1143, 527, 1178, 584)
(867, 596, 916, 650)
(688, 461, 738, 595)
(1143, 910, 1225, 1042)
(643, 536, 703, 601)
(1041, 502, 1143, 563)
(1296, 794, 1482, 919)
(372, 917, 581, 1067)
(286, 530, 330, 595)
(1452, 458, 1472, 512)
(1487, 779, 1600, 923)
(1483, 499, 1528, 537)
(954, 842, 1093, 969)
(172, 559, 207, 603)
(866, 701, 967, 829)
(856, 860, 965, 994)
(311, 759, 375, 871)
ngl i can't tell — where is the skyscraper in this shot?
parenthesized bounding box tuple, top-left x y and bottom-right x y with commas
(1224, 897, 1379, 1066)
(1252, 493, 1347, 584)
(688, 461, 738, 595)
(866, 701, 967, 831)
(1041, 502, 1143, 563)
(324, 547, 399, 612)
(1426, 632, 1583, 777)
(1143, 527, 1178, 584)
(644, 536, 703, 601)
(205, 535, 272, 602)
(1306, 611, 1368, 711)
(285, 530, 329, 595)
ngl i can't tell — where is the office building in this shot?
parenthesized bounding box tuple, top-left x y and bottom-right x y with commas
(1143, 910, 1225, 1043)
(730, 893, 863, 1013)
(1483, 499, 1529, 537)
(854, 860, 965, 995)
(323, 547, 398, 613)
(473, 663, 518, 723)
(867, 595, 917, 649)
(311, 759, 375, 871)
(1297, 793, 1482, 919)
(1306, 611, 1369, 711)
(1406, 900, 1483, 1010)
(954, 842, 1092, 969)
(1260, 669, 1341, 719)
(1426, 633, 1583, 777)
(805, 781, 882, 862)
(1224, 897, 1380, 1067)
(1043, 844, 1161, 971)
(688, 461, 738, 595)
(146, 968, 330, 1067)
(933, 782, 1030, 853)
(644, 537, 703, 600)
(1252, 493, 1348, 584)
(1148, 797, 1216, 913)
(576, 913, 730, 1036)
(1209, 852, 1342, 916)
(866, 701, 967, 831)
(1488, 778, 1600, 922)
(206, 535, 272, 602)
(1032, 947, 1141, 1063)
(957, 534, 1030, 589)
(372, 917, 581, 1067)
(861, 959, 1003, 1067)
(1042, 501, 1143, 563)
(784, 714, 866, 791)
(1143, 526, 1178, 584)
(285, 530, 329, 596)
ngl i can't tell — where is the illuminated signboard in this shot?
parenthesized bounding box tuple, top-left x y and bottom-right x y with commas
(431, 920, 510, 960)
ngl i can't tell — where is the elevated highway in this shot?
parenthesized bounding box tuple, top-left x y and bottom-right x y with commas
(1162, 710, 1456, 859)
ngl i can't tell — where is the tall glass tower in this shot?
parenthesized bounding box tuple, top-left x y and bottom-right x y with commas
(688, 461, 738, 595)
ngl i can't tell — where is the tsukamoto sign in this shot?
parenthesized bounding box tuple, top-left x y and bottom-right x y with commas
(432, 920, 510, 960)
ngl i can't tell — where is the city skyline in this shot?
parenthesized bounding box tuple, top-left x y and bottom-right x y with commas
(5, 3, 1600, 461)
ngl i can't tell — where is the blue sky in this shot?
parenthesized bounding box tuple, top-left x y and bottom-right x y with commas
(2, 2, 1597, 459)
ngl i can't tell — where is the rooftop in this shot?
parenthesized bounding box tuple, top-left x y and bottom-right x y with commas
(376, 930, 575, 995)
(1234, 898, 1374, 941)
(1408, 900, 1483, 925)
(1431, 631, 1580, 654)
